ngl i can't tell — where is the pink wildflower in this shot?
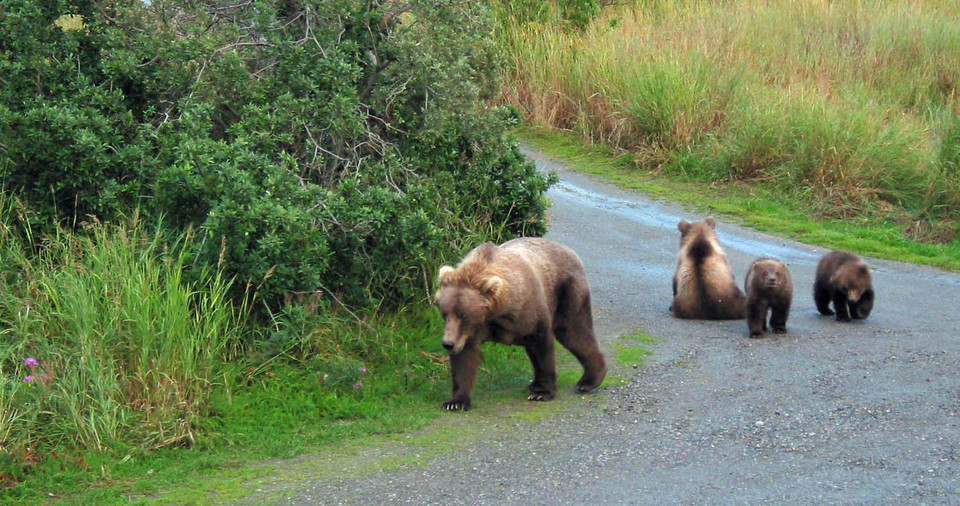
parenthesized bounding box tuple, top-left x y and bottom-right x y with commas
(23, 375, 34, 382)
(359, 366, 367, 374)
(353, 381, 363, 389)
(24, 357, 39, 369)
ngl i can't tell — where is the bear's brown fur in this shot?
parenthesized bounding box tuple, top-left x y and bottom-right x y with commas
(814, 251, 874, 322)
(744, 258, 793, 338)
(434, 238, 607, 411)
(671, 218, 745, 320)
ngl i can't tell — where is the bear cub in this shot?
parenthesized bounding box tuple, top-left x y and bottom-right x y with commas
(434, 238, 607, 411)
(813, 251, 875, 322)
(744, 258, 793, 338)
(671, 218, 745, 320)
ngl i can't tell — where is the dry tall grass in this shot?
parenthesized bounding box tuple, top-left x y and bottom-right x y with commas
(500, 0, 960, 231)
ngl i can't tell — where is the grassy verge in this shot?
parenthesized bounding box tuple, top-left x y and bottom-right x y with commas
(1, 294, 549, 504)
(499, 0, 960, 245)
(145, 353, 592, 505)
(0, 197, 540, 503)
(522, 127, 960, 270)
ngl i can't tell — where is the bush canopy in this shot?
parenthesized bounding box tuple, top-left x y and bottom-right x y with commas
(0, 0, 554, 309)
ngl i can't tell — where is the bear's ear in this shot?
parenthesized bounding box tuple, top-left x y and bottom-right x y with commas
(858, 265, 869, 276)
(480, 275, 505, 300)
(437, 265, 456, 285)
(677, 220, 692, 235)
(706, 217, 716, 229)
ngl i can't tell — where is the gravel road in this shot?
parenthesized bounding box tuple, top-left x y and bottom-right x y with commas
(264, 145, 960, 505)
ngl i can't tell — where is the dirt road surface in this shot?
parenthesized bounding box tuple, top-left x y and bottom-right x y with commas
(266, 145, 960, 505)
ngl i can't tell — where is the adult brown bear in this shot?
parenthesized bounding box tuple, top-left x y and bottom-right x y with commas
(813, 251, 875, 322)
(671, 218, 745, 320)
(434, 238, 607, 411)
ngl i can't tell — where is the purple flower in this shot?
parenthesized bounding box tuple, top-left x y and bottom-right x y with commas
(358, 366, 367, 374)
(24, 357, 39, 369)
(23, 375, 34, 382)
(353, 381, 363, 389)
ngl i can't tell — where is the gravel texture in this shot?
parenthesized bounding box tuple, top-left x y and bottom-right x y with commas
(248, 145, 960, 505)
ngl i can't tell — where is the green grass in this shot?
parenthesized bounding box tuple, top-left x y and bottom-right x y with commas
(76, 336, 590, 504)
(0, 191, 599, 504)
(499, 0, 960, 242)
(521, 127, 960, 270)
(1, 299, 547, 504)
(612, 331, 656, 368)
(0, 213, 244, 453)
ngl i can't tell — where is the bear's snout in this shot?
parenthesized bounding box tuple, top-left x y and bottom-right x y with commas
(442, 340, 455, 352)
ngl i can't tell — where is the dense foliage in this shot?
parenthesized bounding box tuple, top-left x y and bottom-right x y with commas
(0, 0, 553, 309)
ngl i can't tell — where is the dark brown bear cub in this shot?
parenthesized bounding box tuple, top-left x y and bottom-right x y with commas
(434, 238, 607, 411)
(813, 251, 875, 322)
(744, 258, 793, 338)
(671, 218, 746, 320)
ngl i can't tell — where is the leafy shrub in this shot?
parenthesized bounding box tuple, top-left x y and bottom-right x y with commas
(0, 0, 553, 311)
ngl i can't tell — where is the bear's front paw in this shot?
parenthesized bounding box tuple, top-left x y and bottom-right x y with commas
(527, 392, 555, 402)
(836, 315, 852, 322)
(749, 331, 764, 338)
(771, 326, 787, 333)
(442, 399, 471, 411)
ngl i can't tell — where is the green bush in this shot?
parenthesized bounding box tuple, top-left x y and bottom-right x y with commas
(0, 0, 553, 310)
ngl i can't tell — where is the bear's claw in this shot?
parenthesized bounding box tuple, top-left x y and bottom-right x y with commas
(442, 400, 470, 411)
(527, 393, 554, 401)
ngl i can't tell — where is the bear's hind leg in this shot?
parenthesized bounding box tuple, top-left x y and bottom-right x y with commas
(554, 289, 606, 393)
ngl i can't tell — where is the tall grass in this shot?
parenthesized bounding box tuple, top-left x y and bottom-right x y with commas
(499, 0, 960, 237)
(0, 197, 245, 454)
(0, 192, 537, 500)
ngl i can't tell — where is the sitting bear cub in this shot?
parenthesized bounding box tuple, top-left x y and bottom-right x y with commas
(434, 238, 607, 411)
(671, 218, 745, 320)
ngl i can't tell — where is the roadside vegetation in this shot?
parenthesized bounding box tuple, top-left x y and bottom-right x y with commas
(498, 0, 960, 246)
(0, 0, 547, 502)
(4, 0, 958, 502)
(521, 128, 960, 270)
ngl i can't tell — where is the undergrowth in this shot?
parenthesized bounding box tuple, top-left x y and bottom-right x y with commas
(0, 194, 536, 502)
